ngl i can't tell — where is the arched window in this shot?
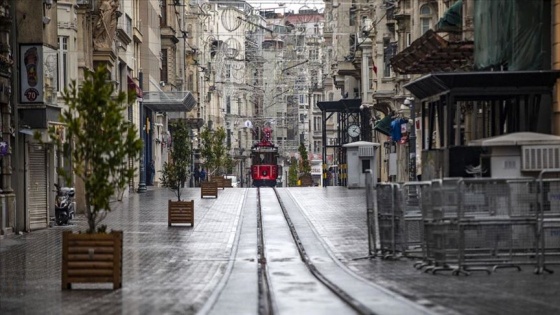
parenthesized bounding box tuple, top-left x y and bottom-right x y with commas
(420, 4, 432, 15)
(419, 5, 433, 34)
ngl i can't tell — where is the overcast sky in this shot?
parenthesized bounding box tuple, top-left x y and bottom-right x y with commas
(246, 0, 325, 13)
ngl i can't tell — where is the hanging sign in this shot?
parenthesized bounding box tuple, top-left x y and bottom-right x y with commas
(20, 45, 44, 103)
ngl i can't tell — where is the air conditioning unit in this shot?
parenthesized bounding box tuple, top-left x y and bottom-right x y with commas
(522, 145, 560, 171)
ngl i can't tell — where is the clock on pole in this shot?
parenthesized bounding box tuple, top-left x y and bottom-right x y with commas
(347, 124, 361, 138)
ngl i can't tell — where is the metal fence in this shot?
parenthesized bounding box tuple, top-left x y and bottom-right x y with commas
(373, 171, 560, 275)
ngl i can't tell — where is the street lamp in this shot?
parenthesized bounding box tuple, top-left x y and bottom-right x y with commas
(189, 128, 195, 187)
(137, 71, 147, 193)
(403, 97, 416, 181)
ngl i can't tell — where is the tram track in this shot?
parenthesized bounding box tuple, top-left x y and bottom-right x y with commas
(256, 187, 376, 315)
(256, 187, 273, 315)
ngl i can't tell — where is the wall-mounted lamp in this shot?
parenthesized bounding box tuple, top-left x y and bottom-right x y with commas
(44, 0, 53, 10)
(42, 16, 51, 25)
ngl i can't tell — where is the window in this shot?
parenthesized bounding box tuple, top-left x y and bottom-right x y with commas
(160, 49, 168, 83)
(299, 94, 305, 104)
(420, 5, 432, 15)
(57, 36, 68, 92)
(227, 129, 231, 148)
(309, 48, 318, 61)
(383, 39, 394, 78)
(187, 73, 194, 91)
(225, 64, 231, 79)
(349, 7, 356, 26)
(314, 117, 322, 132)
(160, 0, 167, 27)
(226, 96, 231, 114)
(420, 5, 432, 34)
(362, 159, 371, 173)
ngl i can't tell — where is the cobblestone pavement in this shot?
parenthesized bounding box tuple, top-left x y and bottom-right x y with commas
(1, 186, 560, 315)
(288, 187, 560, 315)
(0, 188, 244, 315)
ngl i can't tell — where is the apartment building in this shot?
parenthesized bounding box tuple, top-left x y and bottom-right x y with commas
(3, 0, 193, 235)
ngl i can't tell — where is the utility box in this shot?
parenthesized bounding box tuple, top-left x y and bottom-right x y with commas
(468, 132, 560, 178)
(343, 141, 380, 188)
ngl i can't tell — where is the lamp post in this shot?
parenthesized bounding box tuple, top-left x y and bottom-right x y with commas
(137, 71, 147, 193)
(189, 128, 196, 187)
(403, 97, 416, 181)
(239, 148, 245, 188)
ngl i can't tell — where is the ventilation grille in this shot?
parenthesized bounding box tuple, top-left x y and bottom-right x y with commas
(522, 145, 560, 171)
(359, 146, 375, 157)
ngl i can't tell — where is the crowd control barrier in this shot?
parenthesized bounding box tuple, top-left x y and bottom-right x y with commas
(373, 172, 560, 276)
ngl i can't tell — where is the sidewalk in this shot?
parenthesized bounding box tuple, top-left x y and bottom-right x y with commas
(0, 187, 244, 315)
(1, 187, 560, 315)
(289, 187, 560, 315)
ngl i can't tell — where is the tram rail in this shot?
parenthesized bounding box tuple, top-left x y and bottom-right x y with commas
(256, 187, 376, 315)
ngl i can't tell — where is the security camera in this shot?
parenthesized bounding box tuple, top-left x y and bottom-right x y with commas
(159, 81, 166, 87)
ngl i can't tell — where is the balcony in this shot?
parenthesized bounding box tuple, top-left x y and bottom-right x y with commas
(117, 14, 133, 46)
(133, 19, 143, 43)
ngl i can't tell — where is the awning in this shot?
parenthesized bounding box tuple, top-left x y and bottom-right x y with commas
(404, 70, 560, 101)
(373, 115, 392, 136)
(468, 132, 560, 147)
(142, 91, 197, 112)
(127, 75, 143, 98)
(390, 29, 473, 74)
(435, 0, 463, 33)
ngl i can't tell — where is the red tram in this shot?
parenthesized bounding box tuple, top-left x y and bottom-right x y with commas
(250, 127, 281, 187)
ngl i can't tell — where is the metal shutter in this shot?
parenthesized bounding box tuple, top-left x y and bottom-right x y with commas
(28, 145, 48, 230)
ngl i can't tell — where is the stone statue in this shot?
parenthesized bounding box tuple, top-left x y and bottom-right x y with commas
(93, 0, 119, 50)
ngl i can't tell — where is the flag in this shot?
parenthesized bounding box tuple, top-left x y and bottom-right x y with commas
(371, 55, 377, 76)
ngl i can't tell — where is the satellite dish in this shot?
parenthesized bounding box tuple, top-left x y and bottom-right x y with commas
(244, 120, 253, 128)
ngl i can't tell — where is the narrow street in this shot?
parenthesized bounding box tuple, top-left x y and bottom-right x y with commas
(2, 187, 560, 314)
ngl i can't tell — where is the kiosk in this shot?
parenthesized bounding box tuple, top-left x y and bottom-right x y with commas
(343, 141, 380, 188)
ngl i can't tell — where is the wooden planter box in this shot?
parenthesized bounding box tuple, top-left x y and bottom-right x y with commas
(168, 200, 194, 227)
(62, 230, 123, 290)
(200, 181, 218, 198)
(224, 178, 233, 188)
(210, 176, 225, 190)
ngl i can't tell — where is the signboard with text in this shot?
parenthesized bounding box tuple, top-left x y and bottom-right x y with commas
(20, 45, 44, 103)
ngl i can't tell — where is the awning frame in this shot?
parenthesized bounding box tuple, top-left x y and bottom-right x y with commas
(142, 91, 197, 112)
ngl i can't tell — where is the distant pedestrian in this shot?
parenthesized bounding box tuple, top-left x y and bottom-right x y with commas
(200, 168, 206, 182)
(194, 166, 200, 187)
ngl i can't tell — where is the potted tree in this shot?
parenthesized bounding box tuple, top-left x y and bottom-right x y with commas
(159, 121, 195, 226)
(298, 143, 313, 186)
(40, 66, 143, 290)
(199, 126, 229, 188)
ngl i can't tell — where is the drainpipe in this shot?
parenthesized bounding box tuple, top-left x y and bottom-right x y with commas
(553, 0, 560, 136)
(137, 71, 147, 193)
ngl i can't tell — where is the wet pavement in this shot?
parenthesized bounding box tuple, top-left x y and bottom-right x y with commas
(1, 186, 560, 315)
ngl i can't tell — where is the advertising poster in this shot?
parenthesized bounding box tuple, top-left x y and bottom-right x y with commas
(20, 45, 43, 103)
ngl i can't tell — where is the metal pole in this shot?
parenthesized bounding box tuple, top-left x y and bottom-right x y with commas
(240, 158, 244, 187)
(189, 129, 194, 187)
(408, 98, 417, 182)
(137, 71, 147, 193)
(353, 169, 376, 260)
